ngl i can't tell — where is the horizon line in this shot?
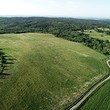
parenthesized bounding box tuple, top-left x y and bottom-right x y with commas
(0, 15, 110, 20)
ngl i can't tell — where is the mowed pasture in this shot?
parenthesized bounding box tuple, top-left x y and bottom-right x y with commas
(0, 33, 107, 110)
(85, 30, 110, 41)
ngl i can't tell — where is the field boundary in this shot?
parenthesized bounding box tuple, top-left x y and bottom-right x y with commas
(65, 60, 110, 110)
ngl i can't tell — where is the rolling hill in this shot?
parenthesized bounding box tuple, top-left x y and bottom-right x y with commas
(78, 30, 110, 110)
(0, 33, 108, 110)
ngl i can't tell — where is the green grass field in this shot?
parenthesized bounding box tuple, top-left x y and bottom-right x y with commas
(78, 29, 110, 110)
(79, 80, 110, 110)
(0, 33, 108, 110)
(85, 30, 110, 41)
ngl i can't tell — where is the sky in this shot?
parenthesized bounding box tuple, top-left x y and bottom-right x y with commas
(0, 0, 110, 18)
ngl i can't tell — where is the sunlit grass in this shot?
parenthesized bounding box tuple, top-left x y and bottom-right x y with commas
(0, 33, 108, 110)
(85, 30, 110, 41)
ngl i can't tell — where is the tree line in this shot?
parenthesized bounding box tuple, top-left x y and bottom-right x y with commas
(0, 17, 110, 55)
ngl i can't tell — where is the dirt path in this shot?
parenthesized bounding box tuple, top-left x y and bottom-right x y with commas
(66, 60, 110, 110)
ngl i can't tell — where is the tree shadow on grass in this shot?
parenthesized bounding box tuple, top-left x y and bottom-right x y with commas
(0, 50, 16, 78)
(0, 73, 10, 79)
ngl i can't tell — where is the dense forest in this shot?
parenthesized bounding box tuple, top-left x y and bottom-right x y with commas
(0, 17, 110, 55)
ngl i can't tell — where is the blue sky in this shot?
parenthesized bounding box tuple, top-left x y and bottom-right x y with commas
(0, 0, 110, 18)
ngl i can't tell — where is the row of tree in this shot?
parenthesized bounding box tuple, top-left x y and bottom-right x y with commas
(55, 31, 110, 55)
(0, 17, 110, 55)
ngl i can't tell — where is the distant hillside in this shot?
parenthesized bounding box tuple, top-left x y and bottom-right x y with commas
(0, 17, 110, 34)
(0, 17, 110, 55)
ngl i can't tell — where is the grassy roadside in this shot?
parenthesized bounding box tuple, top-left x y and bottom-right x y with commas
(78, 69, 110, 110)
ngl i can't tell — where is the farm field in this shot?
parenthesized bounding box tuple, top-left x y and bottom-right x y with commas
(78, 79, 110, 110)
(77, 29, 110, 110)
(0, 33, 108, 110)
(85, 30, 110, 41)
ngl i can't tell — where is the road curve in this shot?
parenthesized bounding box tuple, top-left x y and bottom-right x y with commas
(107, 60, 110, 68)
(66, 60, 110, 110)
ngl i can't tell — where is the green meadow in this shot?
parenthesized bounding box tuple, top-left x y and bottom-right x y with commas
(0, 33, 108, 110)
(85, 30, 110, 41)
(78, 30, 110, 110)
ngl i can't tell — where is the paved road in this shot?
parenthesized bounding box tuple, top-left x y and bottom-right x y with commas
(66, 60, 110, 110)
(107, 60, 110, 68)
